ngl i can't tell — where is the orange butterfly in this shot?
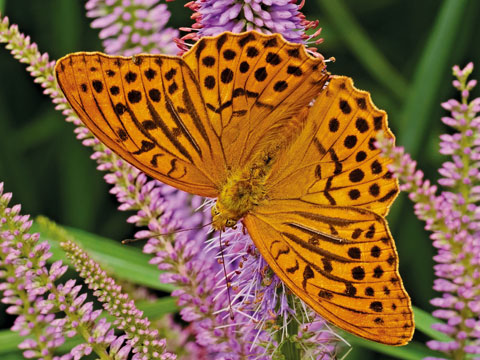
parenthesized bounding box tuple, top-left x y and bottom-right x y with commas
(55, 31, 414, 345)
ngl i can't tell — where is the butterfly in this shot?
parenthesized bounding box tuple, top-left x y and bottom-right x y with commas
(55, 31, 414, 345)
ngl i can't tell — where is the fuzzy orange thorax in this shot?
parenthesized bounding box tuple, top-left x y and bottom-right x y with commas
(212, 167, 266, 231)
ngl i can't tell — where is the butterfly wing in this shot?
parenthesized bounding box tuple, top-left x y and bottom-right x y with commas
(182, 31, 329, 170)
(56, 32, 328, 196)
(244, 76, 413, 344)
(266, 76, 398, 216)
(55, 53, 225, 197)
(244, 200, 414, 345)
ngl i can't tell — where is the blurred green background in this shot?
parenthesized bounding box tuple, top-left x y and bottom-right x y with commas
(0, 0, 479, 358)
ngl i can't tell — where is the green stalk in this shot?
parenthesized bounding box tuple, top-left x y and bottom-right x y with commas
(278, 315, 300, 360)
(398, 0, 469, 155)
(315, 0, 408, 101)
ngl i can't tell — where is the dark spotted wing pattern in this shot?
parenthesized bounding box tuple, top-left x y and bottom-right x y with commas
(245, 199, 414, 345)
(56, 52, 225, 197)
(56, 31, 413, 346)
(182, 31, 329, 170)
(266, 76, 399, 216)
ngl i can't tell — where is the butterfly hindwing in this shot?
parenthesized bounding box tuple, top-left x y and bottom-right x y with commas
(266, 76, 398, 216)
(183, 31, 329, 170)
(245, 199, 414, 345)
(56, 52, 225, 197)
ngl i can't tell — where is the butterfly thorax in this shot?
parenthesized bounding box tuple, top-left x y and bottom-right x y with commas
(212, 161, 270, 231)
(212, 126, 305, 231)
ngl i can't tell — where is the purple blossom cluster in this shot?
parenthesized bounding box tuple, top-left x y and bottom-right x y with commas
(0, 183, 143, 359)
(377, 63, 480, 359)
(210, 229, 340, 357)
(86, 0, 179, 56)
(180, 0, 323, 53)
(62, 238, 174, 359)
(0, 188, 67, 359)
(0, 1, 341, 358)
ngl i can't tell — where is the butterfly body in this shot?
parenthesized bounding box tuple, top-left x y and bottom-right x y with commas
(213, 152, 273, 230)
(55, 30, 414, 345)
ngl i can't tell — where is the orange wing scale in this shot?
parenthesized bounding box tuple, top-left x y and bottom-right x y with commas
(246, 76, 413, 344)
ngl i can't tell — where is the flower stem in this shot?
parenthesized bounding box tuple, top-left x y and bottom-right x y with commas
(279, 318, 300, 360)
(276, 294, 300, 360)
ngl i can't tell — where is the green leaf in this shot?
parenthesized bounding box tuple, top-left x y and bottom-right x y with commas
(339, 306, 450, 359)
(136, 297, 178, 319)
(398, 0, 469, 155)
(33, 219, 175, 292)
(0, 330, 22, 354)
(1, 353, 24, 360)
(342, 333, 444, 360)
(315, 0, 408, 100)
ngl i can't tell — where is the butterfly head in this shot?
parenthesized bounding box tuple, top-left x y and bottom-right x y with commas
(211, 203, 239, 231)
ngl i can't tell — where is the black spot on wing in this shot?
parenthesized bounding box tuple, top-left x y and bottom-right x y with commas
(132, 140, 155, 155)
(216, 33, 228, 50)
(263, 38, 278, 47)
(92, 80, 103, 93)
(238, 33, 255, 47)
(195, 39, 206, 59)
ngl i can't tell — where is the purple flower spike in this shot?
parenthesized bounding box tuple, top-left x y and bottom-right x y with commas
(377, 63, 480, 358)
(86, 0, 179, 55)
(0, 12, 181, 357)
(0, 184, 132, 358)
(180, 0, 324, 55)
(62, 239, 173, 359)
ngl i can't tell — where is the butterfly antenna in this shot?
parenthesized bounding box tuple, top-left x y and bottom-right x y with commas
(122, 221, 213, 244)
(219, 230, 235, 320)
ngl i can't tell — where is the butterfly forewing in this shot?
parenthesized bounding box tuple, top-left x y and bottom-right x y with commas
(56, 52, 224, 197)
(183, 32, 329, 170)
(267, 76, 399, 216)
(245, 200, 414, 345)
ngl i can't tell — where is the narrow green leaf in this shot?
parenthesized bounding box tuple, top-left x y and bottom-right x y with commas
(0, 330, 22, 354)
(342, 334, 443, 360)
(1, 353, 24, 360)
(398, 0, 469, 155)
(136, 297, 178, 318)
(315, 0, 408, 100)
(33, 220, 175, 292)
